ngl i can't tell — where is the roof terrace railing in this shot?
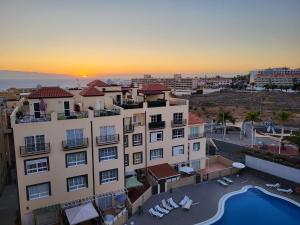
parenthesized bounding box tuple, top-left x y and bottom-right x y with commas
(15, 114, 51, 124)
(57, 111, 88, 120)
(94, 109, 120, 117)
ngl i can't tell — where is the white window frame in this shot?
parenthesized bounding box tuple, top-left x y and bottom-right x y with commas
(150, 131, 163, 143)
(172, 128, 184, 139)
(27, 183, 50, 200)
(99, 147, 118, 161)
(150, 148, 163, 160)
(132, 133, 142, 146)
(193, 142, 200, 152)
(100, 169, 118, 184)
(25, 157, 49, 175)
(172, 145, 184, 156)
(66, 152, 86, 167)
(133, 152, 143, 164)
(67, 175, 87, 192)
(66, 129, 84, 147)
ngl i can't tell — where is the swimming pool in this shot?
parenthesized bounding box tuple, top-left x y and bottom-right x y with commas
(196, 186, 300, 225)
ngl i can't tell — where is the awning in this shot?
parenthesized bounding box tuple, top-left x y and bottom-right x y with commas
(125, 176, 143, 189)
(65, 203, 99, 225)
(179, 166, 194, 174)
(148, 163, 180, 181)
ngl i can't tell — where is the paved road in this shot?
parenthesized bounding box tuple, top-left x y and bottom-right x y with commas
(0, 185, 18, 225)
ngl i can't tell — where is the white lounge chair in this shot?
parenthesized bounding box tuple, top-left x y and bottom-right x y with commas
(155, 205, 169, 214)
(149, 208, 163, 218)
(266, 183, 280, 188)
(183, 199, 193, 210)
(179, 196, 189, 206)
(217, 179, 228, 186)
(162, 199, 173, 211)
(277, 188, 293, 194)
(223, 177, 233, 184)
(168, 198, 179, 209)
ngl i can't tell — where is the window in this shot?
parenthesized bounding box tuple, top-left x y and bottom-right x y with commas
(97, 195, 112, 210)
(172, 128, 184, 139)
(100, 126, 116, 141)
(132, 133, 142, 146)
(150, 148, 163, 160)
(33, 102, 41, 118)
(24, 135, 45, 152)
(173, 113, 183, 122)
(172, 145, 184, 156)
(190, 127, 199, 136)
(133, 152, 143, 164)
(193, 142, 200, 151)
(64, 101, 70, 116)
(150, 114, 162, 123)
(25, 157, 49, 175)
(27, 182, 50, 201)
(150, 131, 163, 143)
(124, 135, 129, 148)
(191, 160, 201, 170)
(133, 114, 143, 126)
(124, 154, 129, 166)
(66, 151, 87, 167)
(99, 147, 118, 161)
(100, 169, 118, 184)
(67, 175, 88, 192)
(66, 129, 84, 147)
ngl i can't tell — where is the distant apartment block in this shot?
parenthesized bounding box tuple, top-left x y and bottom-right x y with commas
(10, 80, 206, 225)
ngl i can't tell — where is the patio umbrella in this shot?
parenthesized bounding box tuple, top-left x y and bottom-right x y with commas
(125, 176, 143, 189)
(179, 166, 194, 174)
(232, 162, 246, 169)
(115, 193, 126, 203)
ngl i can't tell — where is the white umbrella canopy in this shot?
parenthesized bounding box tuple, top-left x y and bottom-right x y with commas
(179, 166, 194, 174)
(65, 203, 99, 225)
(232, 162, 246, 169)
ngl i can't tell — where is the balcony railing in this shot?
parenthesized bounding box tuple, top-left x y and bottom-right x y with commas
(57, 111, 88, 120)
(171, 119, 187, 127)
(94, 109, 120, 117)
(121, 102, 143, 109)
(96, 134, 119, 146)
(62, 138, 89, 150)
(15, 114, 51, 124)
(124, 124, 134, 133)
(20, 143, 50, 157)
(188, 133, 205, 140)
(148, 121, 165, 130)
(147, 100, 166, 108)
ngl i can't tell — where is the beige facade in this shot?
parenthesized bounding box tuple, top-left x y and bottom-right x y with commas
(11, 81, 206, 225)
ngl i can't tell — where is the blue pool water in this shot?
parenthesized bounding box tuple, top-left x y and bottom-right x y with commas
(213, 188, 300, 225)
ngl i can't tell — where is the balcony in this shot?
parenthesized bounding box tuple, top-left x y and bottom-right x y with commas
(188, 133, 205, 140)
(148, 121, 165, 130)
(171, 119, 187, 127)
(15, 114, 51, 124)
(94, 109, 120, 117)
(58, 111, 88, 120)
(96, 134, 119, 146)
(124, 124, 134, 133)
(147, 99, 166, 108)
(121, 102, 143, 109)
(20, 143, 50, 157)
(62, 138, 89, 150)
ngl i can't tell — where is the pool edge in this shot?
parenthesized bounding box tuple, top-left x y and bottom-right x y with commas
(194, 185, 300, 225)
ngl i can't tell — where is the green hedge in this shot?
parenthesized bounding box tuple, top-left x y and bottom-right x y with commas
(242, 148, 300, 169)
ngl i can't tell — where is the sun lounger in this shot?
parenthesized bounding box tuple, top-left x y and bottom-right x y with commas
(217, 179, 228, 186)
(222, 177, 233, 184)
(277, 188, 293, 194)
(183, 199, 193, 210)
(179, 196, 189, 206)
(149, 208, 163, 218)
(155, 205, 169, 214)
(168, 198, 179, 209)
(162, 199, 173, 211)
(265, 183, 280, 188)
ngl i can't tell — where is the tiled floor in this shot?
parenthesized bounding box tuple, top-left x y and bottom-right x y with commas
(126, 171, 300, 225)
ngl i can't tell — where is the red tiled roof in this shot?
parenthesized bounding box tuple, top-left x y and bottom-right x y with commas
(189, 112, 205, 125)
(28, 87, 73, 99)
(138, 83, 170, 94)
(79, 86, 105, 97)
(87, 80, 108, 87)
(148, 163, 180, 181)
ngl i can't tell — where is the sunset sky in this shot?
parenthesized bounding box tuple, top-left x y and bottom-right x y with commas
(0, 0, 300, 78)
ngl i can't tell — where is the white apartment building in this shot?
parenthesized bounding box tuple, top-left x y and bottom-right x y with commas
(11, 80, 206, 225)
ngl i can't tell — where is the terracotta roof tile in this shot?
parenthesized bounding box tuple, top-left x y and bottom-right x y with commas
(139, 83, 170, 94)
(189, 112, 205, 125)
(87, 80, 108, 87)
(28, 87, 73, 99)
(79, 86, 105, 97)
(148, 163, 180, 181)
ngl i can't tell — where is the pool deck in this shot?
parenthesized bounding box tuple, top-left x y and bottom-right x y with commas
(126, 171, 300, 225)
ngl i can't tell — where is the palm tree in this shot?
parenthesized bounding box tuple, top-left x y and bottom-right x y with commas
(275, 111, 292, 153)
(216, 109, 235, 139)
(244, 111, 261, 147)
(287, 131, 300, 153)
